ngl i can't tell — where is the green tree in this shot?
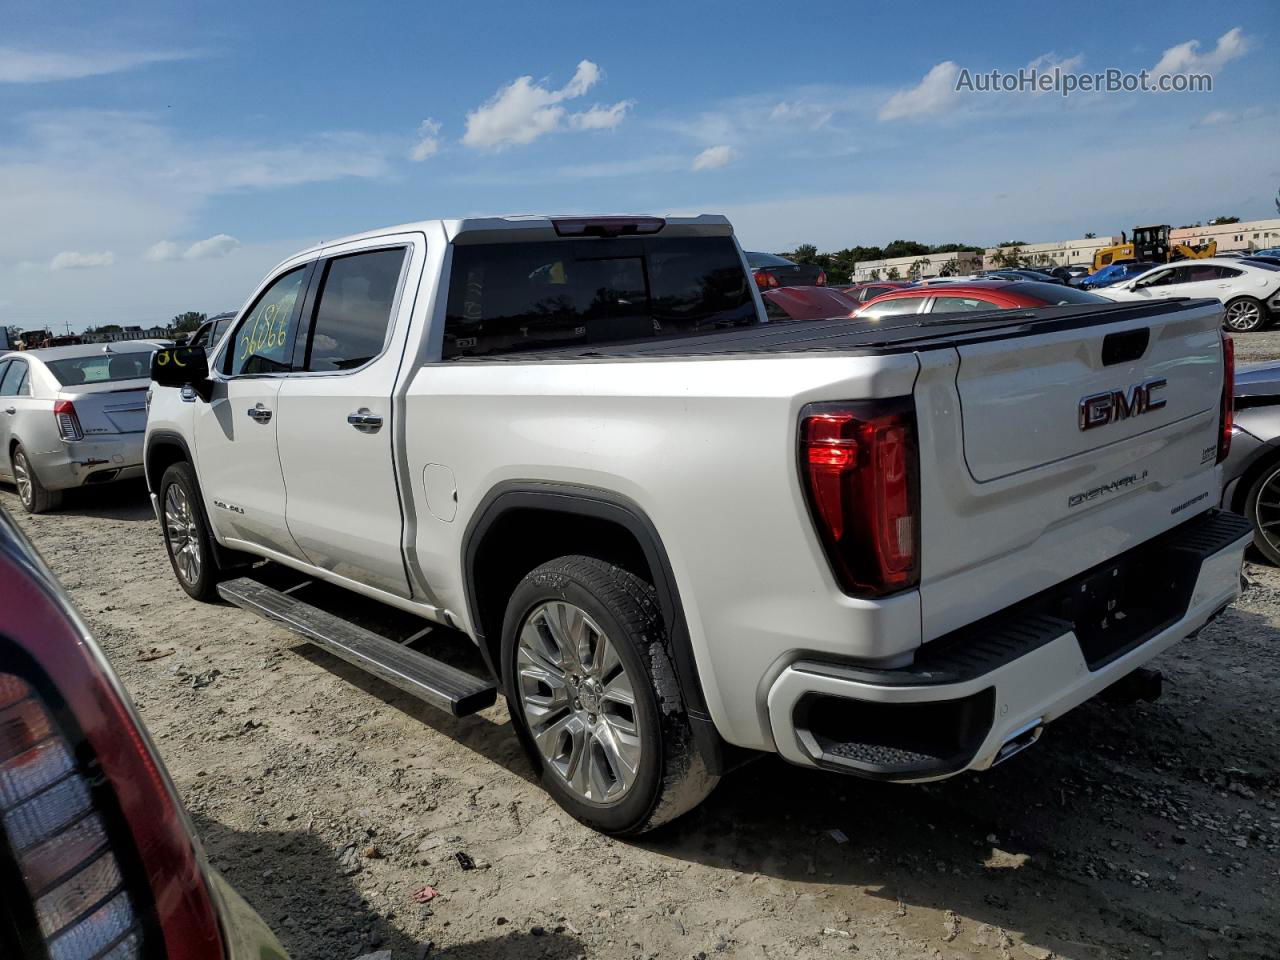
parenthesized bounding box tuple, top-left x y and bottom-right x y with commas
(907, 257, 933, 279)
(1084, 232, 1096, 239)
(170, 311, 206, 334)
(1208, 216, 1240, 225)
(788, 243, 819, 264)
(885, 267, 901, 280)
(883, 239, 930, 259)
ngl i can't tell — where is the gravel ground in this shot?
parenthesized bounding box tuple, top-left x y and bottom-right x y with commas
(3, 482, 1278, 960)
(1230, 329, 1280, 366)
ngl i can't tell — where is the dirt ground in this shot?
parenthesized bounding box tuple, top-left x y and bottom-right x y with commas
(3, 480, 1278, 960)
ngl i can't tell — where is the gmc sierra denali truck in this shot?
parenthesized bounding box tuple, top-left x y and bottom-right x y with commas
(144, 214, 1249, 835)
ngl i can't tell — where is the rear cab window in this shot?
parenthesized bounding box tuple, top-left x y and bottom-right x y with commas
(45, 353, 151, 385)
(443, 236, 757, 359)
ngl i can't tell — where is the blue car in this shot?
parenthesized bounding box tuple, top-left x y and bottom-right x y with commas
(1252, 247, 1280, 259)
(1074, 261, 1162, 289)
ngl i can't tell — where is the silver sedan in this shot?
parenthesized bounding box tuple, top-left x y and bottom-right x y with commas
(0, 342, 166, 513)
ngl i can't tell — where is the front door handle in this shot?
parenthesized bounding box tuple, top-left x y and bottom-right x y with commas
(347, 410, 383, 431)
(3, 407, 14, 415)
(247, 404, 272, 423)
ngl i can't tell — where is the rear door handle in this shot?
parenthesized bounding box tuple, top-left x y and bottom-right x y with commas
(347, 410, 383, 431)
(247, 404, 272, 423)
(3, 407, 14, 415)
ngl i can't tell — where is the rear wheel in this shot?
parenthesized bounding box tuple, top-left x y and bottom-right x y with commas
(501, 555, 718, 835)
(1245, 460, 1280, 566)
(1224, 296, 1267, 332)
(12, 445, 62, 514)
(159, 462, 221, 601)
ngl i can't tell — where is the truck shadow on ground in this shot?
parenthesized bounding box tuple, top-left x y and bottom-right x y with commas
(636, 606, 1277, 959)
(0, 478, 155, 521)
(192, 812, 585, 960)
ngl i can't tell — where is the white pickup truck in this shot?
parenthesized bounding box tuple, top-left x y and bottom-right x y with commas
(145, 214, 1250, 835)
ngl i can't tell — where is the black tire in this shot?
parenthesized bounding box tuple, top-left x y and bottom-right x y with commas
(1245, 460, 1280, 566)
(1224, 296, 1267, 333)
(500, 555, 718, 835)
(12, 444, 62, 514)
(158, 462, 222, 601)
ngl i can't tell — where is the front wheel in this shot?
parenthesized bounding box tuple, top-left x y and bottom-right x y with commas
(501, 555, 718, 835)
(159, 462, 221, 601)
(1224, 296, 1267, 333)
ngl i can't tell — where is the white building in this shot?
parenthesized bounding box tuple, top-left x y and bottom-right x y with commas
(982, 236, 1120, 270)
(851, 250, 982, 282)
(1172, 218, 1280, 253)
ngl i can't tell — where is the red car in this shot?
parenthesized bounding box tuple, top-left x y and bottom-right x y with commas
(0, 507, 286, 959)
(761, 286, 860, 322)
(853, 279, 1107, 320)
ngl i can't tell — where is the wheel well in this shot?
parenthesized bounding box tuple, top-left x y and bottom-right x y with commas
(1231, 446, 1280, 514)
(469, 507, 651, 676)
(145, 439, 189, 491)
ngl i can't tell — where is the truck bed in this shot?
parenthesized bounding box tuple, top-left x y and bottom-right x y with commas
(447, 299, 1211, 361)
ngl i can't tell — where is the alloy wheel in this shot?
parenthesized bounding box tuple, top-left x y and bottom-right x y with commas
(13, 453, 32, 508)
(164, 484, 202, 584)
(1254, 464, 1280, 558)
(1226, 300, 1262, 331)
(515, 600, 642, 805)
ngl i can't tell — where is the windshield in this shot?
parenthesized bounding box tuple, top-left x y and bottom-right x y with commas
(45, 352, 152, 385)
(444, 236, 758, 358)
(1017, 282, 1110, 304)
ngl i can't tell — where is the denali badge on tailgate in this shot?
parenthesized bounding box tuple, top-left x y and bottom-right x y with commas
(1078, 377, 1167, 431)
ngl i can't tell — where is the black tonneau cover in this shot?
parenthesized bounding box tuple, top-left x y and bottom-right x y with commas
(446, 298, 1216, 362)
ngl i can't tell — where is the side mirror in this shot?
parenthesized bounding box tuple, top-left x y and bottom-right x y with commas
(151, 345, 211, 399)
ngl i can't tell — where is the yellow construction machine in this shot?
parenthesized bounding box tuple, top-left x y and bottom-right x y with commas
(1091, 224, 1217, 271)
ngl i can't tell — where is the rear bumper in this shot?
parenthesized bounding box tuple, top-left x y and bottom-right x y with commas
(30, 434, 145, 490)
(766, 509, 1251, 781)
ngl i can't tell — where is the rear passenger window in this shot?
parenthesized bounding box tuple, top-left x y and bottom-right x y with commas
(305, 248, 406, 371)
(226, 266, 309, 376)
(443, 236, 756, 359)
(929, 296, 997, 313)
(864, 297, 925, 318)
(0, 361, 25, 396)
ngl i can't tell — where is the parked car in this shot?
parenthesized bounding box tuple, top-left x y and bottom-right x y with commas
(1251, 247, 1280, 259)
(979, 269, 1064, 284)
(1045, 264, 1092, 282)
(1221, 361, 1280, 564)
(145, 213, 1246, 836)
(841, 281, 914, 302)
(744, 251, 825, 289)
(761, 286, 859, 322)
(1073, 261, 1162, 289)
(0, 504, 287, 958)
(187, 312, 237, 351)
(853, 279, 1110, 320)
(0, 342, 165, 513)
(1095, 258, 1280, 332)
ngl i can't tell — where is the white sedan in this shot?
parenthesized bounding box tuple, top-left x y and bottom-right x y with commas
(1096, 257, 1280, 332)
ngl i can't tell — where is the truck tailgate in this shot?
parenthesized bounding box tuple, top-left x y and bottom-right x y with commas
(914, 299, 1227, 642)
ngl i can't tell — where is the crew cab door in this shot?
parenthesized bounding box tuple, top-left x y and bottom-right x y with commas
(275, 239, 419, 597)
(192, 262, 313, 558)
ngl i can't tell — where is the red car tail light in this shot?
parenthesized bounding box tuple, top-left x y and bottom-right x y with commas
(816, 270, 827, 286)
(1, 553, 225, 958)
(754, 270, 779, 290)
(53, 400, 83, 442)
(799, 399, 920, 597)
(1218, 332, 1234, 464)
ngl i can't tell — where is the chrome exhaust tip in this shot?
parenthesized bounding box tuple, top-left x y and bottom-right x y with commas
(993, 717, 1044, 766)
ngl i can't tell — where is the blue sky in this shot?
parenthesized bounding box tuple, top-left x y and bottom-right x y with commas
(2, 0, 1277, 330)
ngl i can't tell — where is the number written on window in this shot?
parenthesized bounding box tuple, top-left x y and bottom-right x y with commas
(227, 267, 307, 376)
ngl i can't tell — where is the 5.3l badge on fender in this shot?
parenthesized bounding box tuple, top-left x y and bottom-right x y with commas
(1078, 377, 1167, 431)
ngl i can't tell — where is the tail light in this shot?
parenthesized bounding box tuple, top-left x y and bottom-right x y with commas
(816, 270, 827, 286)
(754, 270, 779, 290)
(799, 399, 920, 597)
(53, 401, 83, 442)
(1218, 332, 1234, 464)
(552, 217, 665, 237)
(1, 545, 225, 958)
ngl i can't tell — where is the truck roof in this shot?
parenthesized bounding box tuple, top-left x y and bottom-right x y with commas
(292, 214, 734, 259)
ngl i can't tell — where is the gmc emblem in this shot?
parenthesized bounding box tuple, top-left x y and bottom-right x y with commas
(1078, 377, 1167, 431)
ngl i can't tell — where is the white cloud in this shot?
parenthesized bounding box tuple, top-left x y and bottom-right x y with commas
(183, 234, 240, 260)
(692, 145, 734, 171)
(568, 100, 633, 131)
(1152, 27, 1250, 77)
(768, 101, 834, 129)
(1195, 105, 1267, 127)
(144, 240, 180, 262)
(879, 61, 961, 120)
(409, 118, 442, 161)
(0, 47, 195, 84)
(462, 60, 631, 149)
(49, 251, 114, 271)
(1024, 52, 1085, 95)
